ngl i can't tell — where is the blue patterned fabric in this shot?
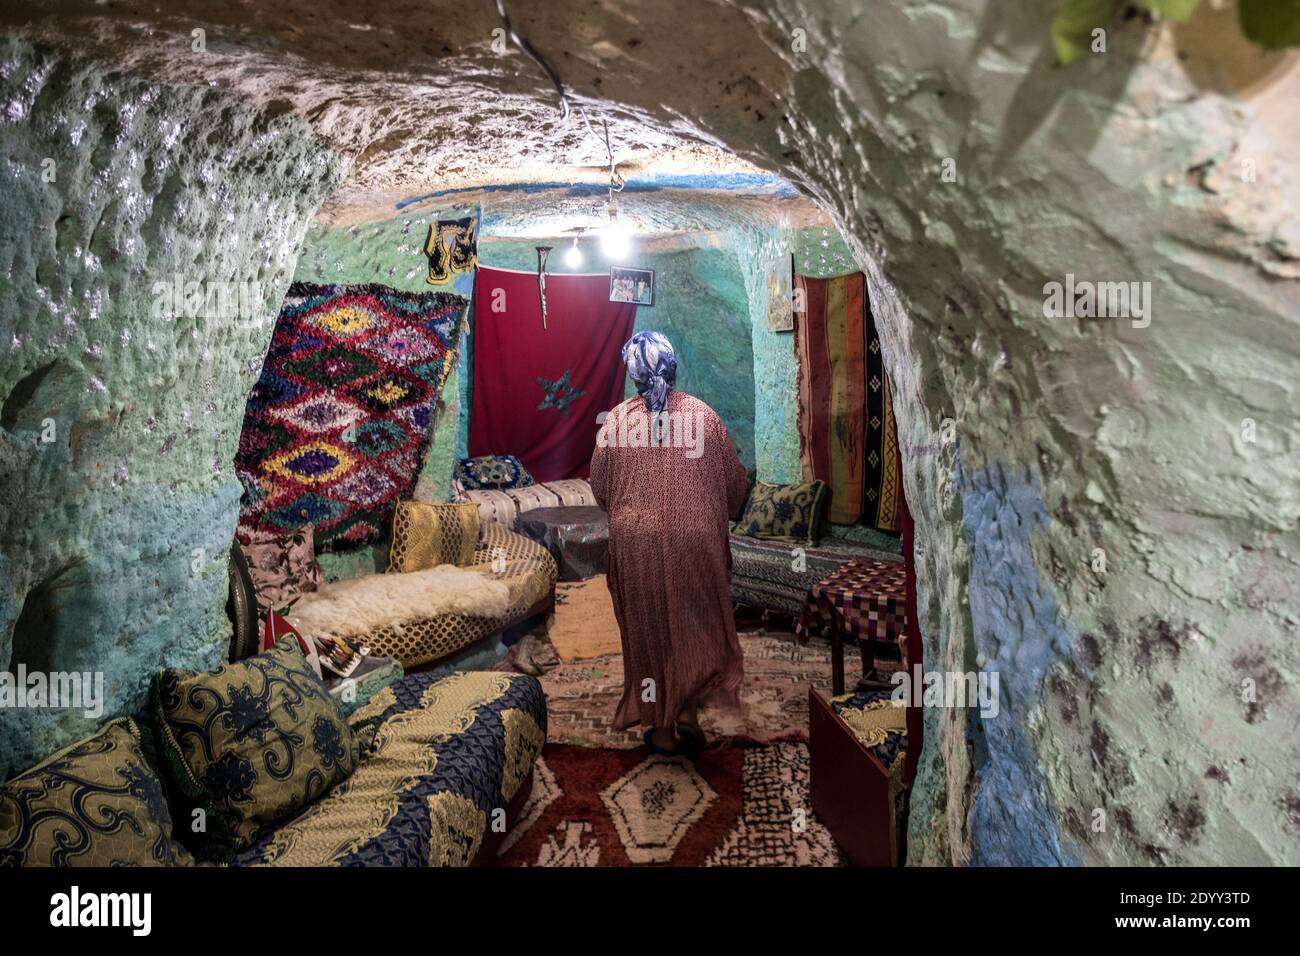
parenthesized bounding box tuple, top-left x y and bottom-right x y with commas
(621, 330, 677, 413)
(830, 689, 908, 769)
(232, 670, 546, 867)
(455, 454, 535, 490)
(0, 718, 194, 867)
(151, 637, 363, 861)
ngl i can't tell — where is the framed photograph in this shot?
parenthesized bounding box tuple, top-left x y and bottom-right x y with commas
(610, 266, 655, 306)
(765, 252, 794, 332)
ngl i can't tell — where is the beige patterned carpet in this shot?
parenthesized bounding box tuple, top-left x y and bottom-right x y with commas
(533, 631, 863, 749)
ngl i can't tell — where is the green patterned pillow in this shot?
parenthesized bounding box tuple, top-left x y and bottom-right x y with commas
(0, 717, 193, 867)
(733, 479, 829, 545)
(152, 637, 362, 860)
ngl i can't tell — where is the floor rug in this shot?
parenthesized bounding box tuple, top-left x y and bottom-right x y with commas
(235, 282, 464, 551)
(548, 575, 622, 662)
(537, 632, 864, 749)
(495, 740, 846, 866)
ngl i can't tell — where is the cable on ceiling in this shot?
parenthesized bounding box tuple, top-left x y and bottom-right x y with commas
(491, 0, 624, 202)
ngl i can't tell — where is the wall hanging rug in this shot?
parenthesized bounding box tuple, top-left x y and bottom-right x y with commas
(795, 272, 900, 531)
(470, 267, 636, 482)
(235, 282, 464, 552)
(493, 740, 846, 866)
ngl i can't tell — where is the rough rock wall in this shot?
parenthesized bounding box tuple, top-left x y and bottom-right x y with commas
(724, 0, 1300, 864)
(0, 38, 339, 776)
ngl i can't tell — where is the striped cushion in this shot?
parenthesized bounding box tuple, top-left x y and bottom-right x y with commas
(455, 479, 597, 529)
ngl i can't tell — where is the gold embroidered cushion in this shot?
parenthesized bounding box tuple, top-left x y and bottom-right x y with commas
(733, 479, 829, 545)
(0, 717, 194, 867)
(151, 638, 362, 860)
(389, 500, 480, 572)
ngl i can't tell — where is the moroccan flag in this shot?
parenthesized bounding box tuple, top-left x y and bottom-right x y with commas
(795, 272, 900, 532)
(470, 267, 636, 481)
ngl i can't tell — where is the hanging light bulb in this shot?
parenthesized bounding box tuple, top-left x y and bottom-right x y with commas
(601, 204, 631, 260)
(564, 235, 583, 268)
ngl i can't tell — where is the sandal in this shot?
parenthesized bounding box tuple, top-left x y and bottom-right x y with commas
(674, 722, 706, 755)
(643, 727, 683, 756)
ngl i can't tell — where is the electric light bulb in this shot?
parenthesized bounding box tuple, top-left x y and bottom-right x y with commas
(564, 241, 583, 268)
(601, 224, 631, 260)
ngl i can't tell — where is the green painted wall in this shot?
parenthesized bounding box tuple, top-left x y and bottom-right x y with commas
(0, 39, 341, 777)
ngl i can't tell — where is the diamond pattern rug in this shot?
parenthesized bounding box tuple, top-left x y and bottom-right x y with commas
(236, 282, 464, 551)
(495, 741, 846, 866)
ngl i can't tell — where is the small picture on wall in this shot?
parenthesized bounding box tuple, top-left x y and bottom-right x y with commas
(610, 266, 655, 306)
(766, 253, 794, 332)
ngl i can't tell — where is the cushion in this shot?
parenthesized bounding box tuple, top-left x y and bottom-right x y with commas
(389, 501, 481, 572)
(239, 526, 323, 613)
(0, 717, 194, 867)
(151, 637, 362, 861)
(454, 454, 534, 490)
(455, 478, 597, 529)
(733, 479, 829, 545)
(231, 670, 547, 867)
(830, 690, 908, 770)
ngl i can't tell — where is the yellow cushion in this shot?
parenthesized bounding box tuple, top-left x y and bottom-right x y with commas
(0, 718, 194, 866)
(389, 501, 480, 572)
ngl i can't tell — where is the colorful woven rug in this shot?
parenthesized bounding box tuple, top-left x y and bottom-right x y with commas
(795, 272, 900, 531)
(531, 632, 864, 749)
(236, 282, 464, 551)
(495, 741, 846, 866)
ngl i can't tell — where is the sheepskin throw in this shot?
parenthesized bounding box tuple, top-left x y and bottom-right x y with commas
(235, 282, 465, 552)
(287, 567, 512, 642)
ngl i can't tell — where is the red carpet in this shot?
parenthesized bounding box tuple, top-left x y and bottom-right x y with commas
(495, 740, 846, 866)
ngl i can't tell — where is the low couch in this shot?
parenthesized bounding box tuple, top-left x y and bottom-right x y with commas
(727, 476, 903, 618)
(361, 521, 557, 670)
(240, 504, 558, 673)
(454, 476, 598, 530)
(236, 668, 545, 866)
(729, 532, 900, 618)
(0, 657, 546, 868)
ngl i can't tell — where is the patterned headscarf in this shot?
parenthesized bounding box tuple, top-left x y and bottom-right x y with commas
(621, 331, 677, 413)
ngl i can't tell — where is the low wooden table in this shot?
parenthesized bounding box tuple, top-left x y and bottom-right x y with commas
(796, 557, 908, 695)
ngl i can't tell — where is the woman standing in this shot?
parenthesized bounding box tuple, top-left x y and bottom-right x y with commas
(590, 331, 750, 755)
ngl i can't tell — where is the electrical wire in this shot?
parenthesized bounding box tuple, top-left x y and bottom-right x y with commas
(494, 0, 570, 120)
(492, 0, 624, 202)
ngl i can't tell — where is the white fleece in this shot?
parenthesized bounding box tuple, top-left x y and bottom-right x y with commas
(286, 565, 512, 640)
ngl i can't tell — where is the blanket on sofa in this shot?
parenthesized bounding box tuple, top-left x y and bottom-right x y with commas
(233, 670, 546, 866)
(288, 566, 511, 641)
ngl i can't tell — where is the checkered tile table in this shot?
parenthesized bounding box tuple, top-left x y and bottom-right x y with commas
(796, 558, 908, 695)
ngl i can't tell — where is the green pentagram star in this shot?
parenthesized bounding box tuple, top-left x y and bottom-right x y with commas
(537, 369, 585, 416)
